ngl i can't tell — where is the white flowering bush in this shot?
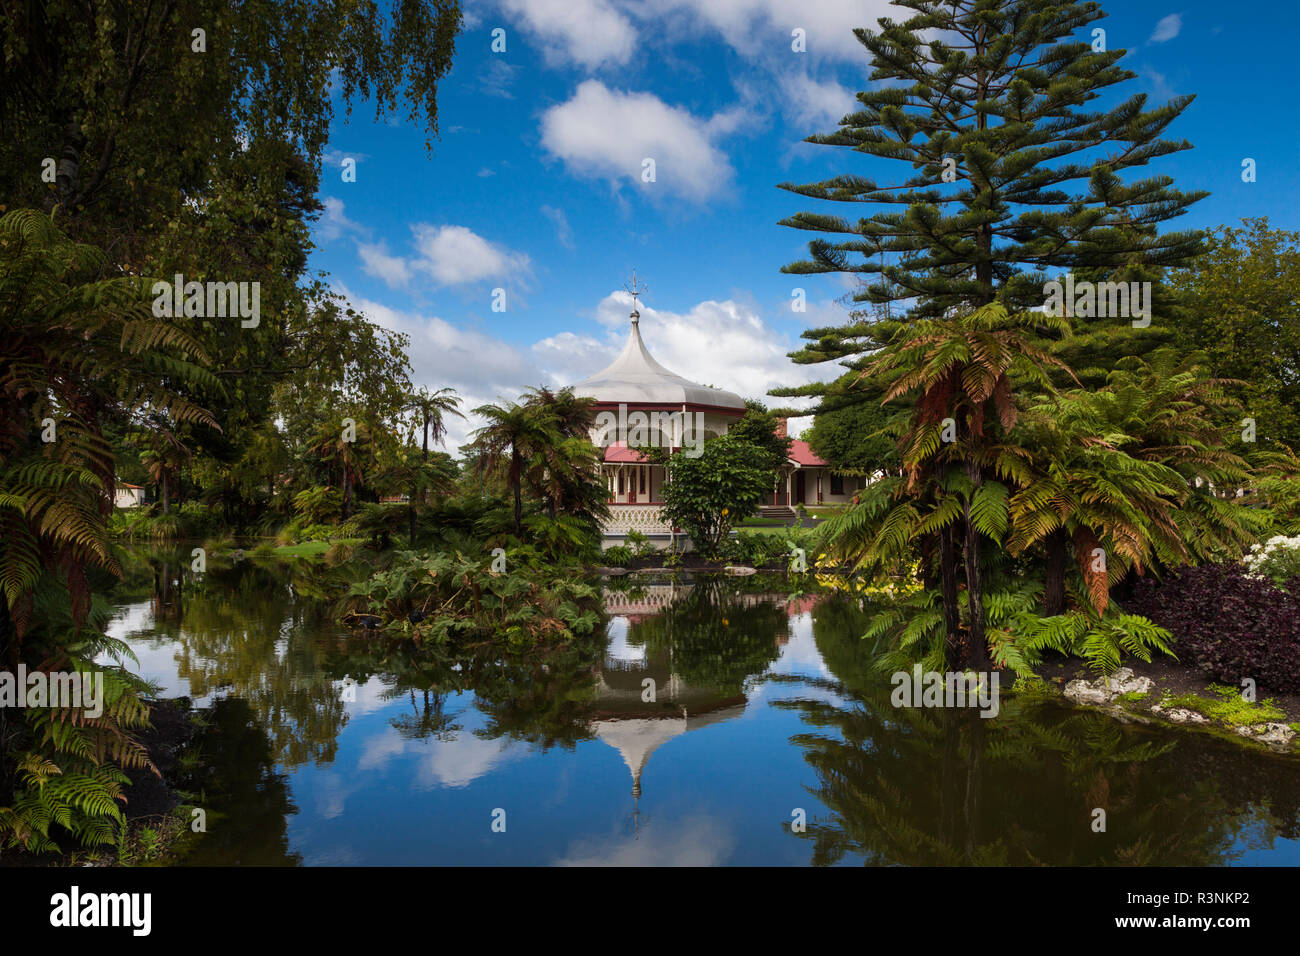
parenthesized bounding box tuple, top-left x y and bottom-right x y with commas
(1242, 535, 1300, 586)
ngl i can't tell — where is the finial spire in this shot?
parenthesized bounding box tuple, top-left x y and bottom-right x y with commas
(624, 269, 647, 325)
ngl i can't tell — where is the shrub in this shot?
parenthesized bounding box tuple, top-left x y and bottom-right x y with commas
(602, 545, 633, 567)
(1242, 535, 1300, 587)
(624, 530, 655, 559)
(292, 485, 342, 524)
(1128, 563, 1300, 693)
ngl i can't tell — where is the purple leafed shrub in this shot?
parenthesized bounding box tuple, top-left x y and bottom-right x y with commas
(1127, 564, 1300, 694)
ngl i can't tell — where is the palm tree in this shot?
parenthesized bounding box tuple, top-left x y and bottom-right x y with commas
(520, 387, 607, 523)
(469, 399, 558, 536)
(399, 386, 463, 543)
(308, 412, 371, 520)
(837, 302, 1071, 669)
(1008, 396, 1186, 616)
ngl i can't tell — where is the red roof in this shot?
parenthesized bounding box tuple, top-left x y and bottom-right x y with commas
(787, 439, 826, 467)
(603, 443, 650, 463)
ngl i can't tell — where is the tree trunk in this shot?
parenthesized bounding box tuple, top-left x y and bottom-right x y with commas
(510, 450, 522, 535)
(342, 467, 351, 520)
(1044, 528, 1068, 616)
(963, 469, 991, 671)
(161, 472, 170, 514)
(939, 519, 963, 671)
(920, 533, 938, 591)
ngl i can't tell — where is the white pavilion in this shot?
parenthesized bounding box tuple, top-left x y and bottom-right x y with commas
(570, 294, 864, 543)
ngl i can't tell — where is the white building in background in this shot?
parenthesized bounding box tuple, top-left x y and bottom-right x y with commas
(114, 482, 146, 508)
(570, 300, 864, 542)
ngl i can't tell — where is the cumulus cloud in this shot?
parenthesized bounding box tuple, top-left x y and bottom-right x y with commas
(351, 225, 529, 290)
(540, 80, 737, 201)
(642, 0, 892, 62)
(1149, 13, 1182, 43)
(778, 71, 857, 130)
(411, 224, 530, 285)
(357, 241, 413, 287)
(497, 0, 635, 69)
(316, 196, 365, 242)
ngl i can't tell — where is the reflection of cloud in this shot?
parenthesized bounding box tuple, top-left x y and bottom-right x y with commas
(357, 727, 408, 773)
(419, 733, 518, 789)
(603, 617, 646, 665)
(555, 816, 734, 865)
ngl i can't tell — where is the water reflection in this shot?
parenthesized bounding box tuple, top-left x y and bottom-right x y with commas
(106, 546, 1300, 865)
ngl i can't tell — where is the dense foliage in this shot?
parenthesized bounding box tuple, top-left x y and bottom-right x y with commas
(1128, 565, 1300, 694)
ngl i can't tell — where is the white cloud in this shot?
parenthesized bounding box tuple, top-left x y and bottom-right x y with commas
(498, 0, 635, 69)
(411, 224, 530, 285)
(540, 80, 737, 202)
(1149, 13, 1182, 43)
(316, 196, 364, 242)
(642, 0, 891, 62)
(478, 57, 520, 98)
(357, 241, 413, 287)
(778, 71, 857, 130)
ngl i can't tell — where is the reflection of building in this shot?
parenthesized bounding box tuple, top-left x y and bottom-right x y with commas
(593, 619, 747, 803)
(601, 582, 695, 622)
(571, 299, 866, 542)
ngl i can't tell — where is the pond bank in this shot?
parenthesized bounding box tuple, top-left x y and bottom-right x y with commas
(1034, 658, 1300, 755)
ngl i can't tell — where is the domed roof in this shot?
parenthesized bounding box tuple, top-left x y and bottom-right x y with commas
(573, 310, 747, 410)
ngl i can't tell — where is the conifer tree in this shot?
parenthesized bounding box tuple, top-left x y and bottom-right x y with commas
(776, 0, 1206, 371)
(777, 0, 1209, 667)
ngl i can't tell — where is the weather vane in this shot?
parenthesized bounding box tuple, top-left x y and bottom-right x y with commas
(624, 269, 647, 321)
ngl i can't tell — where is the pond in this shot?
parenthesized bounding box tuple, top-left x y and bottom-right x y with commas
(104, 546, 1300, 866)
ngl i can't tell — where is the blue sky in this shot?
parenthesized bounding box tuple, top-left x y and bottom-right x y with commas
(308, 0, 1300, 451)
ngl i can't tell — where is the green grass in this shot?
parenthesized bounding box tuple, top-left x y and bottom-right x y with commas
(808, 506, 848, 519)
(272, 538, 363, 558)
(1161, 684, 1286, 726)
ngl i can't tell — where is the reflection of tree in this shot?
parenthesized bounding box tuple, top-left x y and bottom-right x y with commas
(632, 576, 786, 695)
(389, 687, 463, 742)
(176, 697, 301, 866)
(140, 552, 350, 768)
(467, 635, 605, 749)
(776, 602, 1296, 866)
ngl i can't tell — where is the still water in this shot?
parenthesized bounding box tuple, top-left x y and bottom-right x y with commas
(106, 547, 1300, 866)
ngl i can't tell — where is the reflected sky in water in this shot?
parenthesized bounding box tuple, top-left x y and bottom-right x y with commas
(106, 553, 1300, 866)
